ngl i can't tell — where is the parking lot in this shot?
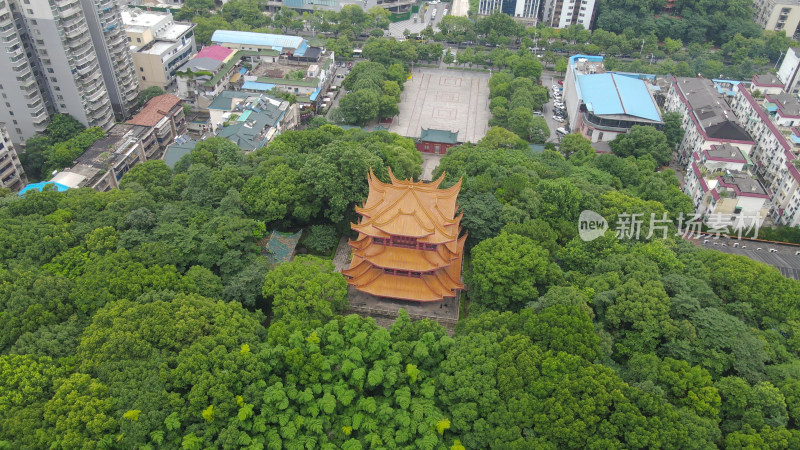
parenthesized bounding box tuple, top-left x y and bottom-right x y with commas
(540, 72, 566, 143)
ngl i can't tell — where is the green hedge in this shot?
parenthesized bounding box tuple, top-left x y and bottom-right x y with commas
(389, 12, 412, 22)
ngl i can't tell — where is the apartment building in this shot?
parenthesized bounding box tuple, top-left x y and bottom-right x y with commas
(18, 0, 115, 130)
(753, 0, 800, 36)
(0, 0, 142, 143)
(541, 0, 595, 29)
(665, 77, 754, 166)
(665, 77, 771, 226)
(477, 0, 540, 21)
(81, 0, 140, 119)
(0, 0, 49, 143)
(121, 8, 196, 91)
(683, 145, 769, 229)
(50, 124, 149, 191)
(0, 123, 25, 191)
(126, 93, 186, 156)
(729, 82, 800, 227)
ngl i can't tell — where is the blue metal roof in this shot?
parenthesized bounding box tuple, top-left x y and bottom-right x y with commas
(295, 41, 309, 57)
(309, 86, 322, 101)
(242, 81, 275, 91)
(239, 67, 248, 74)
(211, 30, 304, 50)
(576, 73, 662, 123)
(18, 181, 70, 195)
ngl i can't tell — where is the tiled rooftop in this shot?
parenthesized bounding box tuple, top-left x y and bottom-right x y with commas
(127, 94, 182, 127)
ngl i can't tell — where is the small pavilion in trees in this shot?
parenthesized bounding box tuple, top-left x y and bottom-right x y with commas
(343, 168, 466, 302)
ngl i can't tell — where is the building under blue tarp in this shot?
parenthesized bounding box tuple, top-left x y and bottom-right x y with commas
(18, 182, 70, 195)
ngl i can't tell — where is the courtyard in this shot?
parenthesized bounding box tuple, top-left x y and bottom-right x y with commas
(389, 68, 491, 144)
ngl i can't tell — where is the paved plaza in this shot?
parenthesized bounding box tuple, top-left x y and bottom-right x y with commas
(390, 68, 491, 143)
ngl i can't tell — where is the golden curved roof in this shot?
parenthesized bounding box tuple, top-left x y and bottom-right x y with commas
(344, 168, 465, 302)
(352, 169, 462, 243)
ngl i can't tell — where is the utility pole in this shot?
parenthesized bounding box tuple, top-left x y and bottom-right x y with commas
(774, 50, 785, 71)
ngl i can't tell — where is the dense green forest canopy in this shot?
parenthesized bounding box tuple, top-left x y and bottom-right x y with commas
(3, 122, 800, 447)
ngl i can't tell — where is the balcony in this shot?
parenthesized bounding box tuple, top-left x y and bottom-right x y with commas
(66, 34, 90, 50)
(60, 13, 83, 29)
(58, 4, 82, 19)
(73, 51, 94, 68)
(63, 23, 88, 39)
(54, 0, 80, 9)
(85, 87, 106, 103)
(75, 62, 95, 77)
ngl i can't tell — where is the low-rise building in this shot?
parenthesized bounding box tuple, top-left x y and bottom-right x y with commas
(683, 150, 769, 229)
(416, 128, 459, 154)
(207, 91, 298, 150)
(211, 30, 306, 54)
(752, 73, 786, 95)
(563, 55, 663, 143)
(665, 76, 754, 166)
(175, 46, 280, 107)
(50, 124, 151, 191)
(122, 8, 197, 91)
(0, 124, 26, 192)
(126, 94, 187, 157)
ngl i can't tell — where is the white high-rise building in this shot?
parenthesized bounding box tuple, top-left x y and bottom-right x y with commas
(18, 0, 115, 131)
(541, 0, 595, 29)
(0, 0, 140, 144)
(0, 123, 26, 191)
(0, 0, 49, 142)
(478, 0, 539, 20)
(81, 0, 140, 119)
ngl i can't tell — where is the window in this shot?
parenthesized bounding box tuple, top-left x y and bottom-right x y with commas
(141, 76, 146, 80)
(15, 128, 20, 134)
(46, 68, 53, 73)
(12, 120, 16, 124)
(26, 9, 32, 14)
(140, 67, 143, 72)
(136, 38, 141, 43)
(56, 95, 62, 100)
(30, 19, 36, 25)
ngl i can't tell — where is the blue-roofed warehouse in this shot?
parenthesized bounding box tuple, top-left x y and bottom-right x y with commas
(563, 55, 664, 144)
(211, 30, 305, 54)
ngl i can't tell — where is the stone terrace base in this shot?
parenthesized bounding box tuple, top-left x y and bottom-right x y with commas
(346, 286, 459, 334)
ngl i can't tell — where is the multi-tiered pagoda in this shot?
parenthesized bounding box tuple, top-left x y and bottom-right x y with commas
(343, 168, 466, 302)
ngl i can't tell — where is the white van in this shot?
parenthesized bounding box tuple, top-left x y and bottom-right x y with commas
(556, 127, 569, 135)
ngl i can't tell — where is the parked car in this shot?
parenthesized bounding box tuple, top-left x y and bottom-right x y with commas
(533, 110, 544, 116)
(558, 79, 564, 85)
(554, 103, 565, 109)
(553, 116, 565, 123)
(556, 126, 569, 135)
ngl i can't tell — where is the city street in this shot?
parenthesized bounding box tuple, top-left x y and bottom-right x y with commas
(387, 2, 448, 38)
